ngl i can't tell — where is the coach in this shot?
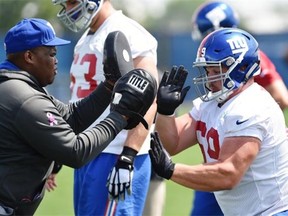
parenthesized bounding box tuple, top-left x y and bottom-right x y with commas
(0, 18, 156, 215)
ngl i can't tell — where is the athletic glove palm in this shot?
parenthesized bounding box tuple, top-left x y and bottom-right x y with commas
(149, 132, 175, 180)
(106, 146, 138, 201)
(157, 65, 190, 115)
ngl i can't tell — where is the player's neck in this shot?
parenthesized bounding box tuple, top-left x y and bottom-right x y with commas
(89, 1, 116, 33)
(218, 79, 254, 107)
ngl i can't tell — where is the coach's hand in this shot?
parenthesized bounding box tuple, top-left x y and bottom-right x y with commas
(106, 146, 138, 201)
(110, 68, 157, 130)
(103, 31, 134, 90)
(157, 65, 190, 115)
(149, 132, 175, 180)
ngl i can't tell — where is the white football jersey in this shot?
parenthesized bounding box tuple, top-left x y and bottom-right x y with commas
(69, 11, 157, 155)
(190, 83, 288, 215)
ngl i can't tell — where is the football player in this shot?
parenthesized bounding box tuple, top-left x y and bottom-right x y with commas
(52, 0, 158, 215)
(190, 2, 288, 215)
(151, 28, 288, 216)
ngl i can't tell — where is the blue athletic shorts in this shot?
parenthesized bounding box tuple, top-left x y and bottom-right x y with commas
(190, 190, 223, 216)
(274, 210, 288, 216)
(74, 153, 151, 216)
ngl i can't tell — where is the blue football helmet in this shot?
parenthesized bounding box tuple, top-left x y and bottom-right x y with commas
(193, 28, 261, 103)
(52, 0, 103, 32)
(191, 1, 239, 40)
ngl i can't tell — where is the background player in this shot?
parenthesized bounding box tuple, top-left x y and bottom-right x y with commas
(190, 1, 288, 215)
(191, 1, 288, 110)
(52, 0, 158, 215)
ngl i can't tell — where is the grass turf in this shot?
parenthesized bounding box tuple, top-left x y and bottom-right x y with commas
(35, 146, 202, 216)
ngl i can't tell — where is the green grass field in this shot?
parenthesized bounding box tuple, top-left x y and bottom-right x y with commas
(35, 109, 288, 216)
(35, 145, 202, 216)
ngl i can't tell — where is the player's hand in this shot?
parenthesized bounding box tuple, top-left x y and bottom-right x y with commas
(157, 65, 190, 115)
(149, 132, 175, 180)
(106, 146, 138, 201)
(45, 174, 58, 192)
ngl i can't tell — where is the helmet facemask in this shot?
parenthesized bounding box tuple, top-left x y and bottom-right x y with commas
(193, 57, 238, 103)
(52, 0, 103, 32)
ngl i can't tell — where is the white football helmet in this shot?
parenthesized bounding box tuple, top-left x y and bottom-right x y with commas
(52, 0, 103, 32)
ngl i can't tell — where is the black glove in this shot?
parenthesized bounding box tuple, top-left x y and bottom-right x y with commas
(52, 162, 62, 174)
(149, 132, 175, 180)
(157, 65, 190, 115)
(103, 31, 134, 90)
(110, 68, 157, 130)
(106, 146, 138, 201)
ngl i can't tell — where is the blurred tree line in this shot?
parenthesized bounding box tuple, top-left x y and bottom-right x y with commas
(0, 0, 208, 34)
(1, 0, 286, 36)
(0, 0, 59, 32)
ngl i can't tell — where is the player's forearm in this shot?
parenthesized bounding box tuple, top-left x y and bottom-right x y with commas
(155, 113, 179, 155)
(126, 56, 158, 151)
(125, 101, 157, 151)
(171, 162, 240, 191)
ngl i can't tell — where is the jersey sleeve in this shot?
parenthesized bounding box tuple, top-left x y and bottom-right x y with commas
(189, 97, 203, 121)
(222, 112, 267, 142)
(221, 92, 271, 142)
(129, 30, 158, 62)
(118, 17, 158, 63)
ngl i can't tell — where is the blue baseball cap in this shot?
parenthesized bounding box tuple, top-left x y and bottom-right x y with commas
(4, 18, 70, 54)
